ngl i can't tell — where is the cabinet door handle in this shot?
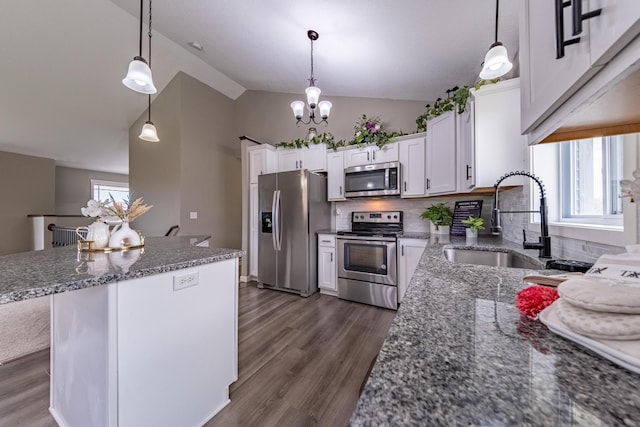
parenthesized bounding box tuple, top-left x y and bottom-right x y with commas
(555, 0, 580, 59)
(426, 178, 430, 190)
(321, 240, 331, 243)
(572, 0, 601, 36)
(404, 181, 407, 192)
(373, 150, 376, 161)
(339, 185, 342, 195)
(401, 245, 404, 257)
(367, 152, 370, 161)
(300, 160, 303, 169)
(466, 165, 472, 180)
(330, 252, 333, 262)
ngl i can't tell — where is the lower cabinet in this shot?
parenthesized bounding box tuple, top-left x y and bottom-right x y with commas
(397, 238, 427, 304)
(317, 234, 337, 294)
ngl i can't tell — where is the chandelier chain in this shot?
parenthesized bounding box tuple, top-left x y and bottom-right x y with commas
(309, 37, 315, 86)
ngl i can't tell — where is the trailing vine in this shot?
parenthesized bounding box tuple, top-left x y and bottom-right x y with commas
(415, 79, 499, 132)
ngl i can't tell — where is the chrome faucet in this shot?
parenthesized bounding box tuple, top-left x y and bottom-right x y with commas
(491, 171, 552, 259)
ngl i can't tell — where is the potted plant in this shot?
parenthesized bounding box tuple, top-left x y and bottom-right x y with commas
(461, 216, 484, 241)
(421, 203, 453, 235)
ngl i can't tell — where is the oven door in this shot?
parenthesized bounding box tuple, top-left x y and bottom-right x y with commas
(337, 236, 397, 286)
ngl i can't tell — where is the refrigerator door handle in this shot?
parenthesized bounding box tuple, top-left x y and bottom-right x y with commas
(276, 190, 283, 251)
(271, 190, 278, 250)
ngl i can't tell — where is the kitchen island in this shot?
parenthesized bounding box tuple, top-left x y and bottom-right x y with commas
(0, 236, 243, 427)
(351, 236, 640, 426)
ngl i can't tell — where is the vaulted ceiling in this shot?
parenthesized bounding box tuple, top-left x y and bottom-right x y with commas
(0, 0, 519, 174)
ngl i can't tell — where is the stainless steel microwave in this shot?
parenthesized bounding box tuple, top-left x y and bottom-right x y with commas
(344, 161, 400, 198)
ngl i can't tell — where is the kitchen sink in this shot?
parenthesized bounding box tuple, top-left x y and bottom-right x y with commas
(443, 248, 541, 269)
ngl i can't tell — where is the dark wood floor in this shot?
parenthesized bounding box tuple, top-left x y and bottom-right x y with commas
(0, 282, 396, 427)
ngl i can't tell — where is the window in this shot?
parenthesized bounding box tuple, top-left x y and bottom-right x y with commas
(559, 136, 624, 225)
(91, 179, 129, 204)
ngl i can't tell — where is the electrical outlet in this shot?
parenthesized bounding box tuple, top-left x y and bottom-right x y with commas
(190, 211, 198, 220)
(173, 271, 199, 291)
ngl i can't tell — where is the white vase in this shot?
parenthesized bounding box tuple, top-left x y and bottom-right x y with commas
(430, 222, 450, 235)
(108, 221, 141, 248)
(466, 228, 478, 244)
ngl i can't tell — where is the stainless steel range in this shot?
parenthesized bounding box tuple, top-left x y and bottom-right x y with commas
(336, 211, 402, 310)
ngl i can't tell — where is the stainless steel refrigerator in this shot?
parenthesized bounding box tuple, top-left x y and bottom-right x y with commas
(258, 169, 330, 296)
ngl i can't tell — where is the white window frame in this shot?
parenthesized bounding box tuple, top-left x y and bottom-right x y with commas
(91, 179, 129, 202)
(529, 133, 638, 247)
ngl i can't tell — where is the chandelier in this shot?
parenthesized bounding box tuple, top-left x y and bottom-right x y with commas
(290, 30, 332, 126)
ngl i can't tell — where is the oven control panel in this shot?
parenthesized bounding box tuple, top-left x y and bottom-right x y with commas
(352, 211, 402, 224)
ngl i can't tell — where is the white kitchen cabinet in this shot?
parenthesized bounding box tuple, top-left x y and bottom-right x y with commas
(317, 234, 337, 294)
(589, 0, 640, 66)
(248, 144, 276, 184)
(249, 183, 259, 278)
(50, 259, 239, 427)
(465, 79, 526, 190)
(456, 103, 475, 192)
(426, 111, 457, 195)
(327, 151, 346, 201)
(397, 238, 427, 304)
(277, 144, 327, 172)
(398, 133, 427, 198)
(520, 0, 640, 140)
(343, 142, 398, 168)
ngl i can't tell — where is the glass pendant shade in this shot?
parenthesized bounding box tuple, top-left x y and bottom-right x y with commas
(318, 100, 332, 120)
(305, 86, 321, 109)
(139, 121, 160, 142)
(291, 100, 305, 119)
(479, 42, 513, 80)
(123, 57, 157, 94)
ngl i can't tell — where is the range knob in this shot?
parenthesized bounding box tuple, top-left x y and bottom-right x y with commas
(387, 215, 391, 219)
(394, 215, 398, 219)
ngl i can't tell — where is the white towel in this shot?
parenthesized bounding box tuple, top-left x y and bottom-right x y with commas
(540, 301, 640, 374)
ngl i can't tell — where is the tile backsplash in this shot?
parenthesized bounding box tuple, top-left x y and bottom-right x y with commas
(333, 195, 494, 233)
(334, 187, 631, 263)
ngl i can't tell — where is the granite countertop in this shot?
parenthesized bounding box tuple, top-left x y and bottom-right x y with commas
(351, 236, 640, 426)
(0, 236, 244, 304)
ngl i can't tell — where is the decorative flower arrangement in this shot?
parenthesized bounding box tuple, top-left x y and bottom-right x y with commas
(81, 195, 152, 224)
(349, 114, 400, 149)
(81, 199, 108, 220)
(620, 168, 640, 203)
(104, 194, 153, 223)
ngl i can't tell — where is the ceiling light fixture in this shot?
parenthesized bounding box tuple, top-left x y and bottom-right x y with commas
(291, 30, 332, 126)
(479, 0, 513, 80)
(123, 0, 157, 94)
(139, 0, 159, 142)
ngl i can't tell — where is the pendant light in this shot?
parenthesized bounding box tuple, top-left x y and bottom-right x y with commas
(291, 30, 332, 126)
(123, 0, 157, 94)
(139, 0, 159, 142)
(139, 95, 159, 142)
(479, 0, 512, 80)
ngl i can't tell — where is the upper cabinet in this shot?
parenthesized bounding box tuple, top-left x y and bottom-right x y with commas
(277, 144, 326, 172)
(467, 79, 526, 189)
(521, 0, 640, 144)
(343, 143, 398, 168)
(248, 145, 276, 184)
(425, 112, 457, 195)
(326, 151, 346, 201)
(398, 133, 427, 198)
